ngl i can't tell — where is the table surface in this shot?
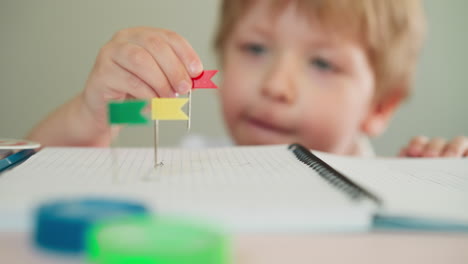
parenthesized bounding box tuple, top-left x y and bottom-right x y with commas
(1, 232, 467, 264)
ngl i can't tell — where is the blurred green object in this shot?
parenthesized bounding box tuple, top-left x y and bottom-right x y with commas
(86, 216, 229, 264)
(108, 101, 149, 125)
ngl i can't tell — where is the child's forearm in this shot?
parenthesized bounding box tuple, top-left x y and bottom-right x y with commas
(27, 93, 119, 147)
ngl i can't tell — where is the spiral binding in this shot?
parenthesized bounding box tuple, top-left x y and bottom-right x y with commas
(288, 143, 381, 205)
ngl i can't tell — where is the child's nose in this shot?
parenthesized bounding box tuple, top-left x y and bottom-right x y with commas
(261, 61, 296, 104)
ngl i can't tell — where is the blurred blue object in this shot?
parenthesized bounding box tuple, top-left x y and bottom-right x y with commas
(0, 149, 35, 173)
(33, 198, 148, 254)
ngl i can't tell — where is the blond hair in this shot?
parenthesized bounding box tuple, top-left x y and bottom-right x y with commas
(214, 0, 426, 100)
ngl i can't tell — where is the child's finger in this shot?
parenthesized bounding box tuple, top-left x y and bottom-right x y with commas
(111, 43, 175, 98)
(405, 136, 429, 157)
(421, 137, 446, 157)
(164, 30, 204, 77)
(441, 136, 468, 157)
(104, 60, 158, 99)
(136, 34, 193, 95)
(398, 147, 409, 157)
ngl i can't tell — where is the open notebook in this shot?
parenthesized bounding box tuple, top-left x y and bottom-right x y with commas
(0, 144, 467, 232)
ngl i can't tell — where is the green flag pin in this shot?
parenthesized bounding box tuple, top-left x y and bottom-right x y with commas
(108, 100, 149, 125)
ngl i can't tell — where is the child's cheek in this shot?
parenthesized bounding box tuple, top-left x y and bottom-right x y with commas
(221, 59, 255, 102)
(219, 72, 246, 122)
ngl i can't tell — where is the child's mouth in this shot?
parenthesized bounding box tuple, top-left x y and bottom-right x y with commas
(246, 117, 293, 136)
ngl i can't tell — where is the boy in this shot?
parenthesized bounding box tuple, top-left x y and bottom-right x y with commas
(27, 0, 468, 157)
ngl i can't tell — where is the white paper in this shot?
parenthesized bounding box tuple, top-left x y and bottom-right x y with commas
(0, 146, 372, 232)
(315, 152, 468, 223)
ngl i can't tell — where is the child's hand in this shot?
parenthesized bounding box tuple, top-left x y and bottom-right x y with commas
(399, 136, 468, 157)
(82, 27, 203, 121)
(27, 27, 203, 147)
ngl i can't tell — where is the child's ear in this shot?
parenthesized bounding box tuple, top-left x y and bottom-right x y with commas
(361, 87, 406, 137)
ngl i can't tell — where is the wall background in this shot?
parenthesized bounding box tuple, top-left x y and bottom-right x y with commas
(1, 0, 467, 156)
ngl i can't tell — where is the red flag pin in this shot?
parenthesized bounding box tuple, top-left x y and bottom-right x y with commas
(192, 70, 218, 89)
(187, 70, 218, 131)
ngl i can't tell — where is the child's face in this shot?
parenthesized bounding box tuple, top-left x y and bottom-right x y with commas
(219, 1, 377, 154)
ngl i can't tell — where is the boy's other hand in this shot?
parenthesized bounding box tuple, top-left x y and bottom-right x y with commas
(82, 27, 203, 122)
(399, 136, 468, 158)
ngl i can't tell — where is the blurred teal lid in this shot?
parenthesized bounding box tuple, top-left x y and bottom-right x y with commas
(86, 216, 229, 264)
(34, 198, 148, 254)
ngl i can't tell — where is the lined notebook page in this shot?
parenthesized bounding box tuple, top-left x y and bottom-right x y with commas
(0, 146, 373, 232)
(315, 152, 468, 223)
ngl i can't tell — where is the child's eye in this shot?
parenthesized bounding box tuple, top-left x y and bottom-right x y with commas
(242, 43, 266, 56)
(310, 57, 334, 71)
